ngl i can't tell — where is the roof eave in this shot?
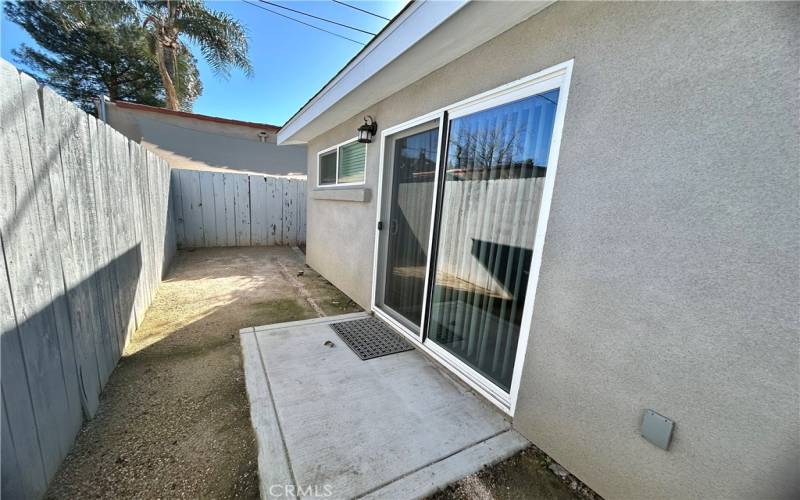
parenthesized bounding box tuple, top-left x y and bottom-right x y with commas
(111, 100, 282, 131)
(277, 0, 555, 145)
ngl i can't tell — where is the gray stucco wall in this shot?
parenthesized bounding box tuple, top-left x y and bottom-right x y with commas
(304, 2, 799, 498)
(106, 105, 307, 175)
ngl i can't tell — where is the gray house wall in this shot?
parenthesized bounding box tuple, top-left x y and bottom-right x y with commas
(105, 103, 307, 176)
(304, 2, 799, 499)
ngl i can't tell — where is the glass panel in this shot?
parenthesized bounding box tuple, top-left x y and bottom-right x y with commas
(319, 151, 337, 185)
(427, 89, 560, 391)
(338, 141, 366, 183)
(381, 126, 439, 328)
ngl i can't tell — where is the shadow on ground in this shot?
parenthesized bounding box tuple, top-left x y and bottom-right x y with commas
(46, 247, 360, 499)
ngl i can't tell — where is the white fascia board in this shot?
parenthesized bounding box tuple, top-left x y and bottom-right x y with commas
(278, 0, 468, 145)
(278, 0, 555, 145)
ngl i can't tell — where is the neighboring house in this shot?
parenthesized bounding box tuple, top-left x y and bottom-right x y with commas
(277, 2, 798, 500)
(98, 99, 306, 176)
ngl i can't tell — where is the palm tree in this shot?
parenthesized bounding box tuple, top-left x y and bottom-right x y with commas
(140, 0, 252, 110)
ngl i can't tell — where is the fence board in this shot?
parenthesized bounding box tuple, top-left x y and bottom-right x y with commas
(1, 396, 26, 499)
(171, 170, 185, 246)
(199, 172, 217, 247)
(250, 176, 268, 245)
(179, 170, 203, 248)
(88, 116, 120, 387)
(283, 178, 298, 246)
(95, 120, 126, 357)
(223, 173, 237, 246)
(160, 163, 171, 271)
(266, 176, 281, 246)
(130, 145, 148, 329)
(144, 152, 159, 299)
(297, 179, 304, 244)
(234, 174, 251, 246)
(108, 127, 135, 348)
(212, 173, 227, 246)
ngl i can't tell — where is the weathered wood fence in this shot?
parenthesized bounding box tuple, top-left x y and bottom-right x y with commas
(1, 60, 176, 499)
(172, 169, 306, 248)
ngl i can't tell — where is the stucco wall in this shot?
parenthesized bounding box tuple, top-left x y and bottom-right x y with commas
(106, 104, 307, 175)
(305, 2, 799, 498)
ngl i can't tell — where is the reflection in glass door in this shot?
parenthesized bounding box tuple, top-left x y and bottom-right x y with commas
(426, 89, 560, 391)
(377, 123, 439, 331)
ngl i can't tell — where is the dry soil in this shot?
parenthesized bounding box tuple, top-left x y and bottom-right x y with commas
(46, 246, 360, 499)
(429, 445, 600, 500)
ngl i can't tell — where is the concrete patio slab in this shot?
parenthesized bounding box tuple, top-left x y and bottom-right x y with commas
(240, 313, 528, 499)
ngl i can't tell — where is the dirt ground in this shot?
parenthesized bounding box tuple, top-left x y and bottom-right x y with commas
(46, 246, 360, 499)
(429, 446, 601, 500)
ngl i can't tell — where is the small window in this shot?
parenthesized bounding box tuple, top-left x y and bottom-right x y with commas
(318, 140, 366, 186)
(319, 151, 337, 185)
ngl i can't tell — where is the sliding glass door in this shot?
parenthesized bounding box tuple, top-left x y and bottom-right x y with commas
(374, 64, 570, 404)
(426, 89, 560, 391)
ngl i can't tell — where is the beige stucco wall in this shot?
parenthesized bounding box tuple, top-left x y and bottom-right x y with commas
(105, 103, 307, 176)
(305, 2, 799, 498)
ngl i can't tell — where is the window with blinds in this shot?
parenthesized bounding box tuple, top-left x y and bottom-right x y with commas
(317, 140, 366, 186)
(338, 142, 366, 183)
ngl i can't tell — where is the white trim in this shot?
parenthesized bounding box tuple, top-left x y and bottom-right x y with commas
(279, 0, 467, 144)
(446, 78, 562, 120)
(380, 110, 444, 137)
(508, 59, 574, 415)
(417, 115, 445, 343)
(278, 1, 555, 144)
(316, 137, 368, 188)
(372, 115, 444, 341)
(370, 60, 575, 416)
(372, 109, 447, 321)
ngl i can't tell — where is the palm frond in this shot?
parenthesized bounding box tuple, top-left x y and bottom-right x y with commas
(176, 3, 253, 79)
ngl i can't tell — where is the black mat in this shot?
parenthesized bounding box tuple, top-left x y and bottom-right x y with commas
(329, 316, 414, 360)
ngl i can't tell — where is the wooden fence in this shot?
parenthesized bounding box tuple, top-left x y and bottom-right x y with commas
(172, 169, 306, 248)
(1, 60, 176, 499)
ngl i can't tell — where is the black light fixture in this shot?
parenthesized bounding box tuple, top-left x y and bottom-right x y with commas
(357, 115, 377, 143)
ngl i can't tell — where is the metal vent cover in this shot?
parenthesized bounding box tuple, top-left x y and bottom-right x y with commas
(330, 317, 413, 360)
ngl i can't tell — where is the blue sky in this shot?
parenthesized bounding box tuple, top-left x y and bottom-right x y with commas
(1, 0, 407, 125)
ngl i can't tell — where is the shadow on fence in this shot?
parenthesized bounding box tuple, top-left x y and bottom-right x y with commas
(2, 245, 142, 498)
(1, 58, 176, 499)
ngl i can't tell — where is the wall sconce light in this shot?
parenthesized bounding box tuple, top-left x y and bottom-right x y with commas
(357, 116, 377, 143)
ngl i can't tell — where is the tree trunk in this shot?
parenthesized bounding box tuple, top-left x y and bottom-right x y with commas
(107, 78, 119, 101)
(154, 42, 179, 110)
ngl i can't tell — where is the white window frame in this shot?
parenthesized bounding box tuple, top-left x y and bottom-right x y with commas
(316, 137, 368, 188)
(370, 59, 574, 416)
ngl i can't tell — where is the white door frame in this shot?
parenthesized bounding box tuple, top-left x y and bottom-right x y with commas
(370, 59, 574, 415)
(372, 117, 444, 338)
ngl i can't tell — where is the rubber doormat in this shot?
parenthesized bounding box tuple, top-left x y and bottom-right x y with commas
(329, 316, 413, 360)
